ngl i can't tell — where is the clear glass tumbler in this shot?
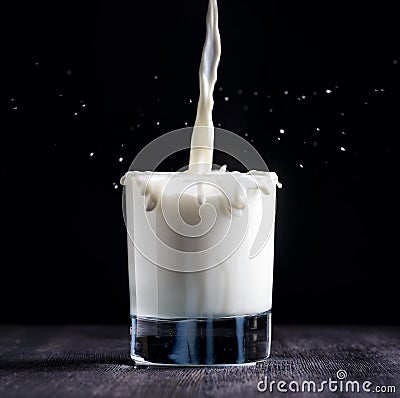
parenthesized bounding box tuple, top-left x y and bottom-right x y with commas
(121, 170, 280, 366)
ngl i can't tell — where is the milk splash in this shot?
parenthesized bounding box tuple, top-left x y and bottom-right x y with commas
(188, 0, 221, 174)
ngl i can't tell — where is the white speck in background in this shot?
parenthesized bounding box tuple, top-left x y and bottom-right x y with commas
(224, 96, 229, 101)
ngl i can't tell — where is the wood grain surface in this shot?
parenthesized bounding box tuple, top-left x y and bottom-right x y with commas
(0, 325, 399, 397)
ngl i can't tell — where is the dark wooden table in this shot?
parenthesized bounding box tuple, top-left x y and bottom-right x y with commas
(0, 325, 399, 397)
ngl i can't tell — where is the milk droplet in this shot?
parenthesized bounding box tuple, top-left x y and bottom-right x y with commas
(279, 129, 285, 134)
(313, 92, 317, 96)
(35, 62, 39, 66)
(254, 91, 258, 96)
(316, 128, 320, 131)
(74, 112, 78, 116)
(189, 99, 193, 103)
(340, 147, 346, 152)
(224, 96, 229, 101)
(154, 75, 158, 79)
(299, 164, 304, 168)
(219, 87, 223, 91)
(284, 90, 289, 95)
(156, 122, 160, 125)
(393, 60, 398, 65)
(219, 164, 227, 172)
(277, 137, 281, 141)
(326, 89, 332, 94)
(82, 104, 86, 107)
(301, 95, 306, 99)
(90, 152, 94, 157)
(238, 89, 243, 95)
(268, 108, 273, 113)
(114, 185, 118, 189)
(244, 133, 248, 137)
(184, 122, 188, 126)
(12, 106, 18, 110)
(119, 157, 123, 162)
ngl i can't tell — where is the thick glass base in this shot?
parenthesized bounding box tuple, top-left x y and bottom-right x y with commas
(130, 310, 271, 366)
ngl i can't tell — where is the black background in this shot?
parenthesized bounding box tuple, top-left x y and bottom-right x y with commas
(2, 0, 398, 325)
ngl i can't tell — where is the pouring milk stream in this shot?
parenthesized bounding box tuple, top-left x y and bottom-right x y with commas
(188, 0, 221, 174)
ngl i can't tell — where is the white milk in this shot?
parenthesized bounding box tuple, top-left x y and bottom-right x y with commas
(122, 171, 279, 318)
(188, 0, 221, 174)
(121, 0, 280, 318)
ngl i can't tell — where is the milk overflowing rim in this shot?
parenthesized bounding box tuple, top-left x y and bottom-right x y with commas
(121, 170, 282, 189)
